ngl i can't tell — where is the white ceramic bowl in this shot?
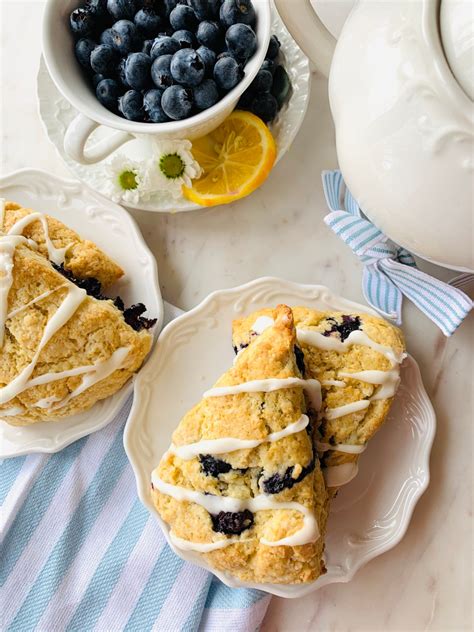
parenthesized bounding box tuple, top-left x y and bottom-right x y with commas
(42, 0, 271, 164)
(0, 169, 163, 457)
(124, 277, 435, 598)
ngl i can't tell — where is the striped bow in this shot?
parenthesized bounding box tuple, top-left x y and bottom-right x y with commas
(322, 170, 473, 336)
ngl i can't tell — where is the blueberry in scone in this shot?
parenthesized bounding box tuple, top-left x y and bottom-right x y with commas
(232, 306, 405, 494)
(0, 201, 156, 426)
(151, 305, 328, 584)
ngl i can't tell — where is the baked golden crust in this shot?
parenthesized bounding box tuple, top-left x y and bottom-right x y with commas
(2, 202, 123, 287)
(0, 239, 151, 426)
(232, 306, 405, 490)
(152, 306, 328, 584)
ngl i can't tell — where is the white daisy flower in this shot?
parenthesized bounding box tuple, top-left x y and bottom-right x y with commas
(104, 155, 151, 205)
(149, 139, 202, 198)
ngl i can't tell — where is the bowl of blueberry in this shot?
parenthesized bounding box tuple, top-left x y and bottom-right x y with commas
(43, 0, 271, 164)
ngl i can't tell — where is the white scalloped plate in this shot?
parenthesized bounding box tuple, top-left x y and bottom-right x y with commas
(36, 9, 310, 213)
(124, 277, 436, 598)
(0, 169, 163, 458)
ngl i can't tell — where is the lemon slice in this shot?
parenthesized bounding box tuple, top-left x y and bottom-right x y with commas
(182, 110, 277, 207)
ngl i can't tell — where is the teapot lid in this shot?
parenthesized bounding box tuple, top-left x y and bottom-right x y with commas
(440, 0, 474, 100)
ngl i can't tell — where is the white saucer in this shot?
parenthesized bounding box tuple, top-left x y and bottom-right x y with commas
(0, 169, 163, 458)
(124, 277, 436, 598)
(36, 10, 311, 213)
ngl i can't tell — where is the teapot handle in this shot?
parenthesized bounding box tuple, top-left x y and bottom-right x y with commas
(273, 0, 336, 77)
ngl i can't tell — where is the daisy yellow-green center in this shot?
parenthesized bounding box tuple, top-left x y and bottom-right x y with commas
(159, 153, 185, 180)
(119, 170, 139, 191)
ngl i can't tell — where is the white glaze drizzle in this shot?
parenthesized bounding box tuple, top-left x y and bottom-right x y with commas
(152, 473, 319, 550)
(7, 212, 70, 265)
(1, 405, 25, 417)
(169, 414, 309, 461)
(0, 235, 28, 347)
(323, 462, 359, 487)
(321, 379, 346, 387)
(338, 369, 400, 400)
(324, 399, 370, 420)
(251, 315, 275, 334)
(316, 441, 367, 454)
(33, 347, 131, 412)
(0, 284, 87, 405)
(169, 531, 250, 553)
(204, 378, 322, 412)
(7, 285, 68, 319)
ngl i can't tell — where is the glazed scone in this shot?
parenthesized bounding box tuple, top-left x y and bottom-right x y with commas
(1, 201, 123, 287)
(1, 201, 154, 425)
(232, 307, 405, 492)
(151, 306, 328, 585)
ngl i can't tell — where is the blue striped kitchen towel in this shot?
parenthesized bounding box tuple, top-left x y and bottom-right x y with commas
(322, 170, 473, 336)
(0, 301, 271, 632)
(0, 403, 270, 632)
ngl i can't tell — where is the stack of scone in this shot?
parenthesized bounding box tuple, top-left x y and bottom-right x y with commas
(151, 303, 405, 585)
(0, 200, 155, 425)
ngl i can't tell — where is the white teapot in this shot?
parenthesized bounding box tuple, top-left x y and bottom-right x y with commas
(275, 0, 473, 272)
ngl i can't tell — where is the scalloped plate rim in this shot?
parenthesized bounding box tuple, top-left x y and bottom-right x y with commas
(124, 276, 436, 598)
(0, 168, 164, 457)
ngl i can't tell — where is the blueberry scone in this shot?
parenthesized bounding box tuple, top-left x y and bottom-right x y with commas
(151, 305, 328, 584)
(232, 307, 405, 492)
(0, 201, 156, 425)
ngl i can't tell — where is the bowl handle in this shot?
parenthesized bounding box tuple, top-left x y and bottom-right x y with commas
(273, 0, 336, 77)
(64, 113, 135, 165)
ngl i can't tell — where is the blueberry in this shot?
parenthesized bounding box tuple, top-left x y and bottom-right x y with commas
(211, 510, 254, 535)
(161, 84, 193, 120)
(187, 0, 215, 20)
(170, 48, 205, 87)
(169, 4, 198, 31)
(163, 0, 179, 17)
(172, 29, 197, 49)
(199, 454, 232, 476)
(96, 78, 121, 110)
(92, 72, 106, 87)
(134, 8, 162, 36)
(142, 39, 153, 54)
(118, 89, 145, 121)
(143, 89, 169, 122)
(116, 57, 129, 87)
(111, 20, 138, 55)
(196, 45, 216, 76)
(248, 68, 272, 94)
(124, 52, 152, 90)
(261, 458, 315, 495)
(271, 64, 291, 108)
(216, 50, 232, 60)
(90, 44, 117, 75)
(151, 54, 174, 89)
(225, 23, 257, 62)
(75, 38, 96, 70)
(237, 90, 252, 109)
(213, 56, 243, 90)
(100, 28, 115, 47)
(70, 8, 96, 38)
(266, 35, 281, 60)
(196, 20, 223, 51)
(294, 345, 305, 376)
(150, 35, 180, 59)
(87, 0, 109, 18)
(323, 315, 361, 342)
(193, 78, 219, 110)
(219, 0, 256, 28)
(250, 92, 277, 122)
(122, 303, 156, 330)
(107, 0, 138, 20)
(261, 58, 275, 76)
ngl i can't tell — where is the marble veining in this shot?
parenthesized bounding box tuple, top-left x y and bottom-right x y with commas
(1, 2, 472, 629)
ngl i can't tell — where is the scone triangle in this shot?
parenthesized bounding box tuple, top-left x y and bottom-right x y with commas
(152, 305, 328, 585)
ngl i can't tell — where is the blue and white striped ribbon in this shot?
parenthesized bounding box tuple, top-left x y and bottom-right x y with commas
(0, 404, 270, 632)
(322, 170, 473, 336)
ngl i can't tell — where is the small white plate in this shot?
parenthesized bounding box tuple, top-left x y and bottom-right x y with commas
(36, 10, 311, 213)
(0, 169, 163, 458)
(124, 277, 435, 598)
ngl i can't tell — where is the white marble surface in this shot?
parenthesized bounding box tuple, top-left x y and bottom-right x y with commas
(1, 2, 472, 630)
